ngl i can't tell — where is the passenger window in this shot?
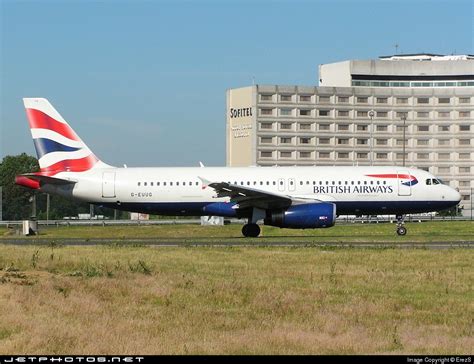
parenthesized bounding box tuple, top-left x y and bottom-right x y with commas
(138, 182, 141, 186)
(144, 182, 147, 186)
(163, 182, 167, 186)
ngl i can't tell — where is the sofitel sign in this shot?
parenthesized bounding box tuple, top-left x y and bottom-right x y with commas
(230, 107, 253, 118)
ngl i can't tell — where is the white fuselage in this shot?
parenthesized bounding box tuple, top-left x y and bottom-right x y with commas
(42, 166, 461, 217)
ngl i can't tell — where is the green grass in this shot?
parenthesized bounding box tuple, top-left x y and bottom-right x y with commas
(2, 221, 473, 243)
(0, 244, 473, 354)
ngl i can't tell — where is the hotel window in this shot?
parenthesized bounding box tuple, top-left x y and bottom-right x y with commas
(376, 139, 388, 145)
(280, 94, 292, 102)
(396, 98, 409, 104)
(319, 138, 330, 144)
(280, 108, 292, 116)
(459, 125, 471, 131)
(300, 137, 312, 144)
(318, 109, 330, 117)
(280, 123, 292, 130)
(299, 151, 311, 158)
(438, 167, 450, 173)
(356, 124, 368, 131)
(438, 111, 450, 118)
(260, 94, 273, 101)
(459, 167, 470, 173)
(260, 108, 273, 115)
(376, 125, 388, 132)
(438, 153, 450, 160)
(356, 139, 368, 145)
(299, 123, 312, 130)
(438, 139, 450, 146)
(417, 153, 429, 160)
(459, 153, 470, 159)
(396, 153, 407, 159)
(338, 110, 349, 117)
(319, 152, 330, 158)
(376, 153, 388, 159)
(459, 97, 470, 104)
(319, 124, 330, 131)
(459, 111, 471, 118)
(357, 111, 368, 117)
(337, 138, 349, 145)
(300, 109, 311, 116)
(396, 111, 408, 118)
(260, 151, 273, 158)
(260, 137, 273, 144)
(417, 97, 429, 104)
(260, 122, 273, 129)
(462, 195, 470, 201)
(459, 139, 471, 146)
(396, 139, 404, 146)
(356, 97, 368, 103)
(459, 181, 470, 187)
(300, 95, 311, 102)
(439, 125, 450, 132)
(338, 124, 349, 131)
(319, 95, 331, 103)
(417, 112, 429, 118)
(438, 97, 450, 104)
(357, 152, 368, 159)
(377, 111, 388, 118)
(338, 96, 349, 103)
(417, 139, 429, 146)
(376, 97, 388, 104)
(417, 125, 429, 132)
(338, 152, 349, 159)
(279, 151, 292, 158)
(280, 137, 292, 144)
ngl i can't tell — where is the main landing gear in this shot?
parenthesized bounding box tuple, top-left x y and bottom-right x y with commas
(242, 223, 261, 238)
(396, 214, 407, 236)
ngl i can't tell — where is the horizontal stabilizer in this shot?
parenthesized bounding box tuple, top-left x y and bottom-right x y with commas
(20, 173, 77, 185)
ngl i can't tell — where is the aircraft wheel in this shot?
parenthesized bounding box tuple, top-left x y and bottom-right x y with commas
(242, 223, 260, 237)
(396, 226, 407, 236)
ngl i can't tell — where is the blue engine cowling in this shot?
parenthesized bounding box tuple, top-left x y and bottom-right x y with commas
(264, 202, 336, 229)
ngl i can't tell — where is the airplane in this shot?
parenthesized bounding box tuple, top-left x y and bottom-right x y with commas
(15, 98, 462, 237)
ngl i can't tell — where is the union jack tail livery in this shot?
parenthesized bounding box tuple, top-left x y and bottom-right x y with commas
(23, 98, 110, 176)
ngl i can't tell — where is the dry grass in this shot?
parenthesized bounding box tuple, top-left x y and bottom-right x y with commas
(0, 245, 472, 354)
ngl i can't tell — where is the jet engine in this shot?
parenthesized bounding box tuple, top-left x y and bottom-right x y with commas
(264, 202, 336, 229)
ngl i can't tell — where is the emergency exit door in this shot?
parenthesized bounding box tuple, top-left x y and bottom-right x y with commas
(102, 172, 116, 198)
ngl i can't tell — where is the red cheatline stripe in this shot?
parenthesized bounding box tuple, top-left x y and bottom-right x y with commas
(40, 154, 98, 176)
(366, 174, 412, 179)
(26, 108, 80, 141)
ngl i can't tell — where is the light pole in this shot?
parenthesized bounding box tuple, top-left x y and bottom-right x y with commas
(368, 110, 375, 166)
(401, 113, 407, 167)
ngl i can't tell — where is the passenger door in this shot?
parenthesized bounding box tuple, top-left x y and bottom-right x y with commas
(397, 170, 412, 196)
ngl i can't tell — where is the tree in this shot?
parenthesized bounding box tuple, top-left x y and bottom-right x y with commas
(0, 153, 39, 220)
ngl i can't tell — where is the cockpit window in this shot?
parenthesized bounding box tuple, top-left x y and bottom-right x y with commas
(426, 179, 431, 185)
(433, 179, 440, 185)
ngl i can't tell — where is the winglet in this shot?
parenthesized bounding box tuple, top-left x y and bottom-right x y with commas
(199, 161, 205, 168)
(197, 176, 211, 190)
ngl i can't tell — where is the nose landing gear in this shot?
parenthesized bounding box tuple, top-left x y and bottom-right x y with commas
(396, 215, 407, 236)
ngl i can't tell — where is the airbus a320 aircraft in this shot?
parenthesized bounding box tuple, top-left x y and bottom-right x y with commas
(16, 98, 461, 237)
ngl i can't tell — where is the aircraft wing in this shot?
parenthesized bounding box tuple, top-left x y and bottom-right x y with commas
(200, 177, 324, 210)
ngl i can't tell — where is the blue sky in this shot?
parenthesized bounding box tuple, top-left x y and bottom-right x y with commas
(1, 0, 472, 166)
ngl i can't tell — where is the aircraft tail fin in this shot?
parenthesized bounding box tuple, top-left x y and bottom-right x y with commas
(23, 98, 112, 175)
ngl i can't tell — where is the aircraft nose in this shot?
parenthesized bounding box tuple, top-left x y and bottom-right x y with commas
(449, 187, 462, 203)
